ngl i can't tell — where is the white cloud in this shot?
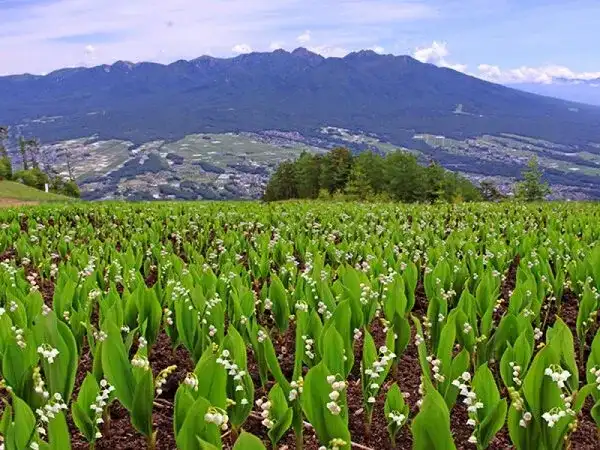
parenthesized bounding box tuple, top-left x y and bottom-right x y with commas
(476, 63, 600, 84)
(413, 41, 468, 74)
(307, 45, 349, 58)
(0, 0, 437, 74)
(413, 41, 448, 65)
(414, 41, 600, 84)
(84, 45, 96, 55)
(371, 45, 385, 54)
(269, 41, 284, 50)
(232, 43, 253, 54)
(297, 30, 311, 44)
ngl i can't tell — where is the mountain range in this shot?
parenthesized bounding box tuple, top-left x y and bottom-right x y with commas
(2, 48, 600, 200)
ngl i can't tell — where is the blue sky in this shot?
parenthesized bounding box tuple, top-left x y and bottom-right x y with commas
(1, 0, 599, 84)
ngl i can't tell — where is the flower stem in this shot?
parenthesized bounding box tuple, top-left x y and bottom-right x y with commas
(147, 430, 157, 450)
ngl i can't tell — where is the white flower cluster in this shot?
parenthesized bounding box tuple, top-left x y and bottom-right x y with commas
(542, 409, 567, 428)
(414, 333, 425, 346)
(452, 371, 482, 444)
(441, 287, 457, 302)
(264, 298, 273, 310)
(89, 380, 116, 439)
(364, 346, 396, 403)
(183, 373, 199, 391)
(35, 393, 68, 432)
(79, 256, 96, 279)
(544, 365, 571, 388)
(519, 411, 533, 428)
(295, 301, 309, 312)
(590, 366, 600, 389)
(326, 375, 346, 416)
(33, 366, 49, 399)
(155, 365, 177, 396)
(26, 273, 39, 291)
(288, 377, 304, 401)
(257, 329, 267, 343)
(426, 356, 445, 383)
(509, 362, 522, 386)
(256, 398, 274, 429)
(138, 336, 148, 349)
(463, 322, 473, 334)
(358, 283, 379, 306)
(163, 308, 173, 326)
(12, 326, 26, 349)
(388, 410, 406, 427)
(131, 355, 150, 370)
(204, 407, 229, 430)
(353, 328, 362, 341)
(541, 365, 575, 428)
(302, 335, 315, 360)
(317, 301, 330, 318)
(216, 350, 248, 400)
(170, 281, 190, 304)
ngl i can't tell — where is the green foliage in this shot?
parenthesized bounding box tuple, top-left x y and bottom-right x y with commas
(0, 156, 12, 181)
(264, 147, 482, 203)
(1, 200, 600, 450)
(515, 156, 551, 201)
(13, 168, 50, 191)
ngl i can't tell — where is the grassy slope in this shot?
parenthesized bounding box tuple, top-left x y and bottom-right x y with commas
(0, 180, 72, 203)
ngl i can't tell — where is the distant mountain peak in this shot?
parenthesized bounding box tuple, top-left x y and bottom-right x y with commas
(345, 49, 380, 59)
(291, 47, 323, 59)
(112, 60, 136, 70)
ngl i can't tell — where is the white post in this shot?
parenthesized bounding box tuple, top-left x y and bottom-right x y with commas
(45, 183, 49, 193)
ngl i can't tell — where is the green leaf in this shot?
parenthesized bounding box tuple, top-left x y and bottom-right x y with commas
(323, 326, 346, 378)
(384, 383, 409, 443)
(411, 381, 456, 450)
(194, 349, 227, 409)
(301, 362, 351, 449)
(269, 274, 290, 332)
(71, 373, 100, 442)
(267, 384, 293, 448)
(48, 411, 72, 450)
(233, 431, 267, 450)
(5, 394, 36, 450)
(101, 321, 136, 411)
(130, 368, 154, 437)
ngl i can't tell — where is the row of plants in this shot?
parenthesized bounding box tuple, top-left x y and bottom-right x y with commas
(0, 202, 599, 449)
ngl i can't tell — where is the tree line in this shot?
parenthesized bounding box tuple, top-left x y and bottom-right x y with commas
(0, 125, 80, 198)
(264, 147, 551, 203)
(264, 148, 483, 202)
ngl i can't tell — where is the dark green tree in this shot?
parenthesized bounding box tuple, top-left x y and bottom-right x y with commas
(515, 156, 551, 201)
(62, 180, 81, 198)
(319, 147, 352, 194)
(0, 126, 11, 180)
(384, 151, 426, 202)
(345, 160, 373, 200)
(263, 161, 298, 201)
(0, 157, 12, 180)
(424, 161, 446, 202)
(353, 151, 386, 194)
(13, 167, 50, 190)
(294, 152, 322, 198)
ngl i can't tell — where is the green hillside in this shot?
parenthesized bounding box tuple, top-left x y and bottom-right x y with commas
(0, 180, 73, 204)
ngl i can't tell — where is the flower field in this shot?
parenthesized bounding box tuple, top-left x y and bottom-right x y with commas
(1, 201, 600, 450)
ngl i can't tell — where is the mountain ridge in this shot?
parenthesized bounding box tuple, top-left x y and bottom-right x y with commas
(2, 47, 600, 200)
(2, 47, 599, 146)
